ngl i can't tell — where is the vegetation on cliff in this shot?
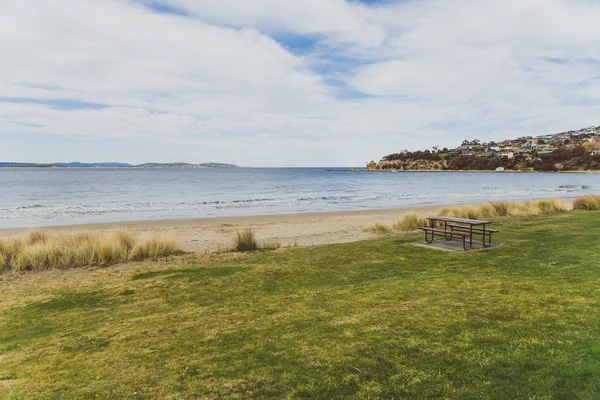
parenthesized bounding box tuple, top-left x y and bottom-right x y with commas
(370, 125, 600, 171)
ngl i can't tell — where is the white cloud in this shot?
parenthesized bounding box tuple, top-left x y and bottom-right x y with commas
(155, 0, 386, 46)
(0, 0, 599, 166)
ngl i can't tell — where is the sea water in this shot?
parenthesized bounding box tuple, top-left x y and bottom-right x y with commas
(0, 168, 596, 228)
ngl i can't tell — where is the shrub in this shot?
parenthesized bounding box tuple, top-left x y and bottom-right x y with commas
(234, 229, 258, 252)
(573, 195, 600, 211)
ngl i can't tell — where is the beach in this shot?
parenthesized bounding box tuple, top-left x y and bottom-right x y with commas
(0, 198, 576, 252)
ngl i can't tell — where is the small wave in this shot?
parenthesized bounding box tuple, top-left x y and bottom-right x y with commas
(16, 204, 44, 210)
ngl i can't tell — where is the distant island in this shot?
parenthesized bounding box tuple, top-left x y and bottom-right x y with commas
(367, 124, 600, 172)
(0, 162, 238, 168)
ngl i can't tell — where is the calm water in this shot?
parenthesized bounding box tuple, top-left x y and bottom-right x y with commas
(0, 168, 597, 228)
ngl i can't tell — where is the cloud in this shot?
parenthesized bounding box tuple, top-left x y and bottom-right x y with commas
(0, 0, 599, 166)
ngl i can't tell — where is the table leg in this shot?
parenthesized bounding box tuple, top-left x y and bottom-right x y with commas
(469, 225, 473, 248)
(482, 224, 488, 247)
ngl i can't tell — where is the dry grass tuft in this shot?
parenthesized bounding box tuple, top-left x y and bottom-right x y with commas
(25, 230, 49, 245)
(573, 195, 600, 211)
(234, 229, 259, 252)
(537, 198, 567, 215)
(363, 223, 393, 235)
(368, 199, 568, 234)
(393, 213, 428, 232)
(132, 236, 182, 260)
(0, 230, 182, 273)
(436, 199, 566, 220)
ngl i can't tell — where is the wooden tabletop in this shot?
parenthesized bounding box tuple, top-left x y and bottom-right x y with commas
(427, 216, 492, 225)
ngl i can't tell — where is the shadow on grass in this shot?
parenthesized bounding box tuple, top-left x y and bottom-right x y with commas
(26, 291, 111, 312)
(131, 266, 249, 281)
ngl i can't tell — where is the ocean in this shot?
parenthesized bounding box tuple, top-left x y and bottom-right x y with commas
(0, 168, 596, 228)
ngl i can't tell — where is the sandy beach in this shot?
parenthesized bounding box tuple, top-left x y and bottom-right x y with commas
(0, 198, 576, 253)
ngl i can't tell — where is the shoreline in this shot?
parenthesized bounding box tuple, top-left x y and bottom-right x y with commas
(0, 198, 576, 253)
(361, 169, 600, 173)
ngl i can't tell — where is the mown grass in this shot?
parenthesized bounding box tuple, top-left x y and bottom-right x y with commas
(1, 211, 599, 398)
(0, 231, 182, 272)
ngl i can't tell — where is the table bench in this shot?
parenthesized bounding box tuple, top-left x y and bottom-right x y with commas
(419, 216, 498, 250)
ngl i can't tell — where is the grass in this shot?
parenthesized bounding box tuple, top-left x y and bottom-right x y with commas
(234, 228, 259, 251)
(361, 199, 570, 235)
(0, 231, 182, 272)
(392, 213, 428, 231)
(363, 223, 393, 235)
(437, 198, 566, 220)
(233, 229, 282, 252)
(573, 195, 600, 211)
(1, 211, 600, 398)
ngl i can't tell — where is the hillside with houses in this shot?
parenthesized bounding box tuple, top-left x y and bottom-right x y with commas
(368, 125, 600, 172)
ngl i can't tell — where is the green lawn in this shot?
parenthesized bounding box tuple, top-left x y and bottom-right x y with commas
(1, 212, 600, 399)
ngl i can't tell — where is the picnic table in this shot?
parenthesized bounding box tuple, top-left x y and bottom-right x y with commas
(419, 216, 498, 250)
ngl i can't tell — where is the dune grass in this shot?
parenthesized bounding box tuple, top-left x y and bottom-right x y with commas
(0, 230, 182, 272)
(232, 229, 282, 252)
(573, 195, 600, 211)
(363, 223, 394, 235)
(437, 198, 566, 220)
(234, 229, 259, 251)
(392, 213, 428, 231)
(1, 211, 599, 399)
(388, 199, 568, 233)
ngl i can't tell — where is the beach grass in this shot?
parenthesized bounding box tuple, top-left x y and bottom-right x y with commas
(573, 195, 600, 211)
(436, 199, 566, 221)
(1, 211, 600, 398)
(233, 229, 284, 252)
(0, 231, 182, 272)
(363, 222, 393, 235)
(392, 213, 428, 231)
(389, 199, 567, 233)
(233, 228, 259, 251)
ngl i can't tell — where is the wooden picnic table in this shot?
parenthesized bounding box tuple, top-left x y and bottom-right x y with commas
(419, 216, 498, 250)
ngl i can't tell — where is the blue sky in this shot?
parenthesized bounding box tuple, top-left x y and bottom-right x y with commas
(0, 0, 599, 166)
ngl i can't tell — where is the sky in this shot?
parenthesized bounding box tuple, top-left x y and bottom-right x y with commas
(1, 0, 599, 167)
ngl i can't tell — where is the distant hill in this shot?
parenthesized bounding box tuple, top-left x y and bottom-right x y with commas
(133, 162, 238, 168)
(54, 162, 133, 167)
(0, 162, 238, 168)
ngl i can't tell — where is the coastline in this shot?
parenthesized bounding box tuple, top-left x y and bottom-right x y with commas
(0, 198, 576, 253)
(361, 169, 600, 173)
